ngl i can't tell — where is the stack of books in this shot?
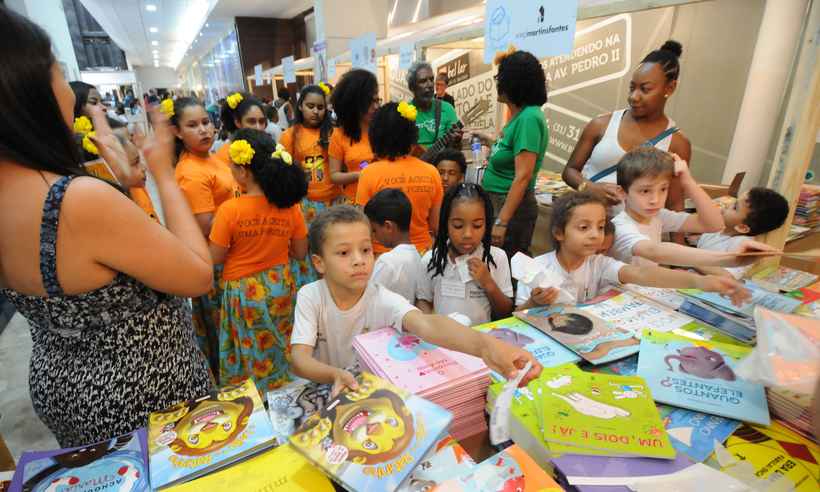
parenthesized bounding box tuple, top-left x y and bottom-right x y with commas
(794, 184, 820, 228)
(766, 387, 817, 441)
(353, 327, 490, 440)
(289, 372, 452, 492)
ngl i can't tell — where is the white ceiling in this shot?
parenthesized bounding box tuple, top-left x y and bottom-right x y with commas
(79, 0, 313, 71)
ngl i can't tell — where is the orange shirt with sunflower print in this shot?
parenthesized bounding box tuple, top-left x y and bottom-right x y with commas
(129, 187, 159, 223)
(209, 195, 308, 280)
(328, 127, 373, 202)
(280, 126, 339, 204)
(175, 151, 239, 215)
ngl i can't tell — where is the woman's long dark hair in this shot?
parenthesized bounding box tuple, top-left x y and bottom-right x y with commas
(293, 85, 332, 150)
(0, 6, 84, 176)
(330, 69, 377, 143)
(232, 128, 307, 208)
(427, 183, 496, 278)
(69, 81, 96, 118)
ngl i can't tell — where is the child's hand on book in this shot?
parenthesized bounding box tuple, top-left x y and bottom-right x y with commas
(480, 335, 542, 387)
(696, 275, 751, 307)
(331, 369, 358, 397)
(530, 287, 559, 306)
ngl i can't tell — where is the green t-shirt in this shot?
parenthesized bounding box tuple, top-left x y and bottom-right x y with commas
(414, 99, 459, 147)
(482, 105, 549, 193)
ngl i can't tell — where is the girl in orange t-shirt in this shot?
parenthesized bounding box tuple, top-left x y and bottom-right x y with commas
(209, 129, 308, 392)
(170, 97, 240, 376)
(281, 84, 338, 288)
(328, 69, 380, 203)
(355, 101, 444, 254)
(214, 92, 268, 166)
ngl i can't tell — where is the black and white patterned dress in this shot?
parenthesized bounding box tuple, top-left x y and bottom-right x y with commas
(1, 176, 212, 447)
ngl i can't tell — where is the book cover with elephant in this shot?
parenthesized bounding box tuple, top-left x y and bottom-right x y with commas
(637, 330, 770, 425)
(147, 379, 276, 489)
(534, 365, 675, 458)
(289, 372, 452, 492)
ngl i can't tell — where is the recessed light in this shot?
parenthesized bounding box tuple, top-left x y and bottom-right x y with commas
(151, 40, 158, 46)
(149, 27, 158, 33)
(205, 23, 209, 27)
(152, 49, 158, 54)
(146, 4, 157, 12)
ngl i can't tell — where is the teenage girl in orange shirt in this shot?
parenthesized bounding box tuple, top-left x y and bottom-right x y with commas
(169, 97, 240, 376)
(209, 129, 308, 392)
(214, 92, 268, 166)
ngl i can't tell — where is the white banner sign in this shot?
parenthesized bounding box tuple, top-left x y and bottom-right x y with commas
(254, 64, 263, 86)
(485, 0, 578, 63)
(399, 43, 415, 70)
(312, 40, 328, 83)
(350, 32, 377, 74)
(282, 56, 296, 84)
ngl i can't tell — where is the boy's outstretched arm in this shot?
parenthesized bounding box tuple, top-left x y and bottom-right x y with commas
(403, 310, 542, 384)
(672, 154, 724, 234)
(633, 239, 778, 268)
(619, 265, 750, 306)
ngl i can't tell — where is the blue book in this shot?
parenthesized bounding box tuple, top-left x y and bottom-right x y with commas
(472, 317, 580, 380)
(289, 372, 453, 492)
(658, 406, 741, 462)
(637, 330, 770, 425)
(680, 281, 802, 319)
(10, 429, 149, 492)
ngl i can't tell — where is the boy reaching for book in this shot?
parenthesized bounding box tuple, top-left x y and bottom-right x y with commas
(609, 147, 778, 268)
(516, 191, 751, 310)
(695, 187, 789, 279)
(363, 188, 420, 302)
(290, 205, 541, 395)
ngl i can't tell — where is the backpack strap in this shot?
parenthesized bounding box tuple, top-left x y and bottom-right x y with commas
(588, 126, 679, 183)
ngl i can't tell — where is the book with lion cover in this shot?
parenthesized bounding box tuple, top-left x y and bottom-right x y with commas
(147, 379, 276, 490)
(289, 372, 452, 492)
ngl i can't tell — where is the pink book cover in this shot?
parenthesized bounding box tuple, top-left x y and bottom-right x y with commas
(354, 328, 487, 395)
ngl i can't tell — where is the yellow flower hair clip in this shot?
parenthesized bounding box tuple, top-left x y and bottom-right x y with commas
(229, 139, 255, 166)
(226, 92, 243, 109)
(318, 82, 331, 96)
(271, 143, 293, 166)
(73, 116, 93, 135)
(397, 101, 417, 122)
(159, 98, 174, 117)
(493, 44, 518, 65)
(82, 131, 99, 155)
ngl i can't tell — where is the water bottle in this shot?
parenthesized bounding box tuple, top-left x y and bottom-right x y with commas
(471, 135, 482, 166)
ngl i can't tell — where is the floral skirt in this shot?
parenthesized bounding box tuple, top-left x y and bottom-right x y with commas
(218, 263, 296, 394)
(192, 264, 223, 380)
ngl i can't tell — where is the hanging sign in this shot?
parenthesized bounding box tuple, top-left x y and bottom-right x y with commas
(484, 0, 578, 63)
(399, 43, 415, 70)
(282, 56, 296, 84)
(254, 64, 263, 86)
(350, 32, 377, 74)
(312, 40, 328, 82)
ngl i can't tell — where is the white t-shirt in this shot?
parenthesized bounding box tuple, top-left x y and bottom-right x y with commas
(371, 244, 421, 303)
(416, 245, 513, 326)
(610, 209, 690, 266)
(515, 251, 626, 306)
(266, 122, 283, 142)
(291, 280, 418, 368)
(697, 232, 750, 279)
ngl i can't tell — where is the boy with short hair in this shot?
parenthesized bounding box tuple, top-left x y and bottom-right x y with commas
(696, 187, 790, 278)
(363, 188, 420, 302)
(432, 148, 467, 193)
(609, 147, 775, 268)
(290, 205, 541, 394)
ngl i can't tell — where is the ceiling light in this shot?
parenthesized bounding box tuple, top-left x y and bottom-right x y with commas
(205, 23, 209, 27)
(146, 4, 157, 12)
(151, 40, 158, 46)
(149, 27, 158, 33)
(152, 49, 158, 54)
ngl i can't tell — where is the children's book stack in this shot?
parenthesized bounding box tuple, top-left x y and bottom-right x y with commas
(9, 429, 149, 492)
(353, 328, 490, 441)
(146, 378, 276, 489)
(289, 372, 452, 492)
(794, 183, 820, 228)
(766, 387, 817, 442)
(748, 265, 818, 293)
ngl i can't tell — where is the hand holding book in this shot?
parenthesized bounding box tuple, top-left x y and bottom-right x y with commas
(695, 274, 750, 306)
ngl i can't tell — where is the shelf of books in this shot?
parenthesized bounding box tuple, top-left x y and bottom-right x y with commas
(5, 279, 819, 491)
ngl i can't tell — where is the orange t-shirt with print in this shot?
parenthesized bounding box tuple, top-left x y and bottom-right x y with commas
(355, 155, 444, 253)
(328, 128, 373, 202)
(130, 187, 159, 223)
(209, 195, 308, 280)
(213, 143, 230, 167)
(281, 126, 339, 204)
(174, 152, 240, 215)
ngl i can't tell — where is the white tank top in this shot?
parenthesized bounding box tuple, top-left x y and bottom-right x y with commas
(581, 109, 676, 184)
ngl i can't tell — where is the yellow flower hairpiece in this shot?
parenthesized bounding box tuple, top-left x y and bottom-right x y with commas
(73, 116, 93, 135)
(229, 139, 255, 166)
(493, 44, 518, 65)
(226, 92, 243, 109)
(397, 100, 417, 122)
(271, 143, 293, 165)
(318, 82, 331, 96)
(159, 98, 174, 117)
(82, 131, 99, 155)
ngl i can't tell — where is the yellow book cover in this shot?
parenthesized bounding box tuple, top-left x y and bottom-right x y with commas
(721, 421, 819, 491)
(164, 444, 334, 492)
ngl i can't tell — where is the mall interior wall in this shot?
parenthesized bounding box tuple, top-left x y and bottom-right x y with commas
(6, 0, 80, 80)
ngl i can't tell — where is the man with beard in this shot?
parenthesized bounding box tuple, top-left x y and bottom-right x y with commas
(406, 62, 462, 149)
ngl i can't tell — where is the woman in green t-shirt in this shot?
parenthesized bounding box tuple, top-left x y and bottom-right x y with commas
(479, 50, 548, 259)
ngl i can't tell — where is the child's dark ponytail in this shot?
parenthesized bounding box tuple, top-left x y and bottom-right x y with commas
(232, 128, 307, 208)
